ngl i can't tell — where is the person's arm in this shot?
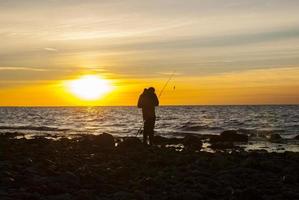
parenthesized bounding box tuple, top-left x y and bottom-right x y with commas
(154, 94, 159, 106)
(137, 95, 143, 108)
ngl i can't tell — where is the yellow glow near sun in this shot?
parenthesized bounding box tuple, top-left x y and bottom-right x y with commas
(67, 75, 112, 100)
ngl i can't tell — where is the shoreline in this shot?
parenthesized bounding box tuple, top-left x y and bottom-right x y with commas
(1, 133, 299, 200)
(2, 131, 299, 153)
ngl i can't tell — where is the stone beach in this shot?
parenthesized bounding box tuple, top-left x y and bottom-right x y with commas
(1, 132, 299, 200)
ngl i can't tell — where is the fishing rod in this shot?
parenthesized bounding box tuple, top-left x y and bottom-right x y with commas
(158, 71, 176, 98)
(136, 71, 176, 137)
(136, 125, 143, 137)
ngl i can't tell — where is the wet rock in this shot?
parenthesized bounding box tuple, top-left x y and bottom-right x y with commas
(118, 137, 143, 150)
(96, 133, 115, 148)
(81, 133, 115, 149)
(293, 135, 299, 140)
(183, 135, 202, 151)
(32, 136, 51, 143)
(221, 130, 248, 142)
(153, 136, 183, 146)
(153, 135, 168, 145)
(0, 132, 23, 139)
(211, 130, 248, 143)
(268, 134, 283, 143)
(209, 142, 235, 150)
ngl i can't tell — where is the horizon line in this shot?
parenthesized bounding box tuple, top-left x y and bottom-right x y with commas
(0, 104, 298, 108)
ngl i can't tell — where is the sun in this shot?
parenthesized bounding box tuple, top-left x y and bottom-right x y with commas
(67, 75, 112, 100)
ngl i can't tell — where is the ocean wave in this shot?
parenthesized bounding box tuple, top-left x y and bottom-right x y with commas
(0, 125, 69, 132)
(1, 106, 298, 139)
(178, 125, 221, 131)
(179, 125, 206, 131)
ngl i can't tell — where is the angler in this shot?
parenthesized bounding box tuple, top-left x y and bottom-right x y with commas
(137, 87, 159, 145)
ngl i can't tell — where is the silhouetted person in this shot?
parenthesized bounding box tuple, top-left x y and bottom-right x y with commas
(138, 87, 159, 145)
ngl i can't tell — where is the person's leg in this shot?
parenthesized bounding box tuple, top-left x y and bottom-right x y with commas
(143, 120, 149, 145)
(148, 118, 155, 146)
(143, 131, 147, 145)
(148, 131, 154, 146)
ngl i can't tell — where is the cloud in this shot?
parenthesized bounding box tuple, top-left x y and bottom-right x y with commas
(1, 0, 299, 81)
(0, 67, 48, 71)
(44, 47, 58, 52)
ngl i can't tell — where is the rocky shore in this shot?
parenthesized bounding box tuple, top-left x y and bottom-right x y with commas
(1, 132, 299, 200)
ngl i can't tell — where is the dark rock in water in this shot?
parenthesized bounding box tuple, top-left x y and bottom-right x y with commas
(211, 130, 248, 143)
(118, 137, 143, 149)
(183, 135, 202, 151)
(0, 132, 23, 139)
(268, 134, 282, 143)
(209, 142, 235, 150)
(293, 135, 299, 140)
(153, 135, 183, 145)
(221, 130, 248, 142)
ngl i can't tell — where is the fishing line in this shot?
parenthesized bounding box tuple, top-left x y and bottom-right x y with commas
(158, 71, 176, 98)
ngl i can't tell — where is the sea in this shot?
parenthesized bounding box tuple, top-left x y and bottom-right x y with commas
(1, 105, 299, 151)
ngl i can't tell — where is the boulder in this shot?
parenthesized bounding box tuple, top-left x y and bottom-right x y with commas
(0, 132, 23, 139)
(268, 133, 282, 143)
(209, 142, 235, 150)
(183, 135, 202, 151)
(293, 135, 299, 140)
(153, 136, 183, 146)
(118, 137, 143, 150)
(90, 133, 115, 149)
(221, 130, 248, 142)
(153, 135, 168, 145)
(210, 130, 248, 143)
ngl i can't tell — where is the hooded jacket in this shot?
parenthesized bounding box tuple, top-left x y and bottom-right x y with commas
(138, 90, 159, 120)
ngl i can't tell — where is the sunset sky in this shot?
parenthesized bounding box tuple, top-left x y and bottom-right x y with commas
(1, 0, 299, 106)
